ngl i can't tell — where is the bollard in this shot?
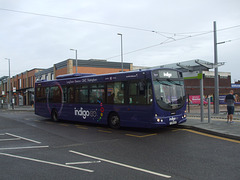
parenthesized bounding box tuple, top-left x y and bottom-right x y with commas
(208, 97, 211, 123)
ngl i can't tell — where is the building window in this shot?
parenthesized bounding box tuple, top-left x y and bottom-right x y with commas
(19, 79, 22, 89)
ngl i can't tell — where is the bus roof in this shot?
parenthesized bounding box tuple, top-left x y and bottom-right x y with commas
(56, 73, 96, 79)
(35, 67, 182, 85)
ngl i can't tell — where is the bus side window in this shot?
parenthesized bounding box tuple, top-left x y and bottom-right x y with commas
(67, 86, 75, 103)
(49, 86, 61, 103)
(80, 88, 88, 103)
(75, 85, 88, 103)
(129, 82, 138, 104)
(75, 86, 80, 103)
(147, 82, 153, 104)
(128, 80, 152, 105)
(43, 87, 48, 103)
(107, 83, 114, 104)
(36, 87, 47, 103)
(62, 86, 67, 103)
(89, 84, 105, 104)
(107, 82, 125, 104)
(90, 89, 98, 103)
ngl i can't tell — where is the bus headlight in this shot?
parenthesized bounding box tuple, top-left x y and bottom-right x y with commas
(155, 114, 163, 122)
(157, 118, 163, 122)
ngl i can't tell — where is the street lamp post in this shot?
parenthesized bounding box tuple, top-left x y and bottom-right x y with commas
(117, 33, 123, 72)
(5, 58, 12, 109)
(70, 49, 78, 73)
(213, 21, 219, 114)
(213, 21, 229, 114)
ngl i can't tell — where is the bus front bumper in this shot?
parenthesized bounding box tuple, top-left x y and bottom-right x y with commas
(152, 114, 187, 127)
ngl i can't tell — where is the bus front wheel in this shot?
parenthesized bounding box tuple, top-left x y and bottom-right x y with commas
(51, 109, 58, 122)
(108, 113, 120, 129)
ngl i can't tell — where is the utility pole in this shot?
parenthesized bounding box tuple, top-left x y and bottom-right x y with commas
(117, 33, 123, 72)
(5, 58, 12, 109)
(213, 21, 219, 114)
(70, 49, 78, 73)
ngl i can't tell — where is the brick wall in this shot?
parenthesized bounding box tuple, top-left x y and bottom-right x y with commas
(185, 75, 240, 96)
(74, 67, 130, 74)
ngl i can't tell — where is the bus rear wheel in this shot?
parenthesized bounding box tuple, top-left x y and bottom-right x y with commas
(51, 109, 58, 122)
(108, 113, 120, 129)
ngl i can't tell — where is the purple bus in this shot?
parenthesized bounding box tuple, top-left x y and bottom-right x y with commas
(35, 68, 186, 128)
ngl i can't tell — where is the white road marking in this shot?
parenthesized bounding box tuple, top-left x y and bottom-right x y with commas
(0, 138, 21, 141)
(0, 145, 49, 150)
(5, 133, 41, 144)
(66, 161, 101, 165)
(69, 150, 171, 179)
(0, 152, 94, 173)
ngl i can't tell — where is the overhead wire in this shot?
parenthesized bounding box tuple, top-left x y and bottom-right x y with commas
(217, 25, 240, 32)
(230, 37, 240, 42)
(106, 31, 213, 60)
(0, 8, 156, 33)
(0, 7, 218, 38)
(106, 26, 240, 59)
(1, 7, 240, 59)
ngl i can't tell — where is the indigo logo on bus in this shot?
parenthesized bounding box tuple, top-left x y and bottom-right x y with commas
(74, 107, 90, 119)
(169, 117, 176, 121)
(74, 107, 98, 119)
(163, 72, 172, 78)
(74, 101, 104, 121)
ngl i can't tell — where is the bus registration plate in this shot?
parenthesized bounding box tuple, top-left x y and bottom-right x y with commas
(170, 121, 177, 125)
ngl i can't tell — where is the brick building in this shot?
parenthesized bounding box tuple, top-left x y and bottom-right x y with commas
(0, 76, 8, 106)
(35, 59, 133, 80)
(0, 69, 43, 106)
(11, 68, 43, 106)
(185, 71, 235, 96)
(1, 59, 132, 106)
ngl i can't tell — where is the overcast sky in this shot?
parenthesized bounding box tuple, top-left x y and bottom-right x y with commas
(1, 0, 240, 82)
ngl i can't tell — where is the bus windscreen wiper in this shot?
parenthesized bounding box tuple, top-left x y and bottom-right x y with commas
(167, 79, 182, 86)
(156, 79, 170, 86)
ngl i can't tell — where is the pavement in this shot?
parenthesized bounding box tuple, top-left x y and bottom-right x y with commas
(181, 105, 240, 140)
(1, 105, 240, 140)
(182, 112, 240, 140)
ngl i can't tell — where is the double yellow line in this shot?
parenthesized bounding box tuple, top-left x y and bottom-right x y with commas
(181, 129, 240, 144)
(126, 129, 240, 144)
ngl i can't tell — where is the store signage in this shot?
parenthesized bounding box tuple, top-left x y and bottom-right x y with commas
(231, 84, 240, 88)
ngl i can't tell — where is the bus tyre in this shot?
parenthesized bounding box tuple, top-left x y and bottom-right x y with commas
(108, 113, 120, 129)
(51, 109, 58, 122)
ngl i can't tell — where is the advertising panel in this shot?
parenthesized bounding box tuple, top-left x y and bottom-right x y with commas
(188, 95, 209, 104)
(188, 94, 240, 104)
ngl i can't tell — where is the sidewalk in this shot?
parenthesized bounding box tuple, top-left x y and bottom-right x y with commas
(180, 105, 240, 140)
(0, 105, 34, 111)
